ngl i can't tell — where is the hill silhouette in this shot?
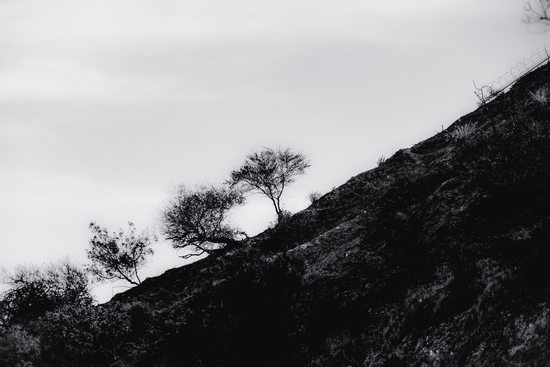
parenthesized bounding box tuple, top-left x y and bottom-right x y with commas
(106, 61, 550, 366)
(3, 60, 549, 366)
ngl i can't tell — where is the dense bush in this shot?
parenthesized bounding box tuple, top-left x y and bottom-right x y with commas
(38, 302, 132, 367)
(0, 325, 40, 367)
(0, 261, 91, 331)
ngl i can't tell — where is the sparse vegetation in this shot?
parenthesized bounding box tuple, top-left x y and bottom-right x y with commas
(3, 50, 550, 367)
(474, 82, 503, 105)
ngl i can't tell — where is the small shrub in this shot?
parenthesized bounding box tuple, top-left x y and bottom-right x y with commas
(446, 122, 477, 141)
(529, 85, 550, 104)
(308, 191, 322, 204)
(474, 84, 502, 106)
(377, 156, 386, 166)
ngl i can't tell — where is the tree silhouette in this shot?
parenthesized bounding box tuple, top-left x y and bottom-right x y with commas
(160, 184, 245, 258)
(86, 222, 156, 286)
(228, 147, 310, 219)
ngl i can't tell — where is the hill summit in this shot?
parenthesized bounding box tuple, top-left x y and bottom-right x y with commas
(67, 62, 550, 365)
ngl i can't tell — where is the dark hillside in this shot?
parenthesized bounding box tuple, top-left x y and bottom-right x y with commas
(108, 62, 550, 366)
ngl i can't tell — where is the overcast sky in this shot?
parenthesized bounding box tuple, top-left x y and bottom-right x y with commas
(0, 0, 546, 302)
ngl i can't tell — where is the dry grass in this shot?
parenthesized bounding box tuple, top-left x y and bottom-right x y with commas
(447, 122, 477, 141)
(529, 85, 550, 104)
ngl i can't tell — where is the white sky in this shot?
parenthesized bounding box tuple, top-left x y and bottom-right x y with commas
(0, 0, 547, 302)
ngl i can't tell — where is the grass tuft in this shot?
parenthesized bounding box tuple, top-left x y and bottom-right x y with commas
(528, 85, 550, 104)
(446, 122, 477, 141)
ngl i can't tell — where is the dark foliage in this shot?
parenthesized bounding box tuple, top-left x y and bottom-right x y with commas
(0, 261, 91, 331)
(0, 325, 40, 367)
(37, 302, 131, 367)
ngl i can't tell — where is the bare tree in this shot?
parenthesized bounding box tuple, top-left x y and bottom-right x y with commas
(86, 222, 156, 286)
(228, 147, 310, 219)
(160, 184, 245, 259)
(525, 0, 550, 26)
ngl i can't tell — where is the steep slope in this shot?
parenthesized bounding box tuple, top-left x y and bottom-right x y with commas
(111, 62, 550, 366)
